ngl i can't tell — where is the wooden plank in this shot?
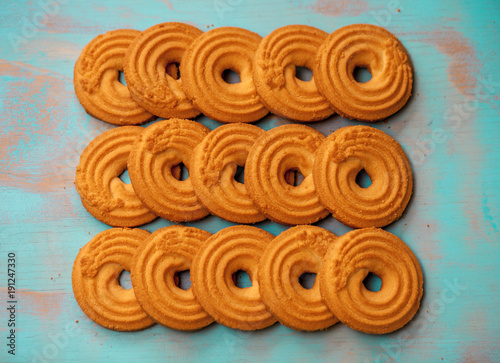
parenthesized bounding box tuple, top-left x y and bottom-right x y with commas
(0, 0, 499, 361)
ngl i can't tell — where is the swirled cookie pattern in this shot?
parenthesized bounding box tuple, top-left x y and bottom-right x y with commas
(74, 29, 154, 125)
(259, 225, 339, 331)
(191, 226, 277, 330)
(313, 125, 412, 228)
(245, 124, 329, 225)
(74, 226, 423, 334)
(181, 27, 268, 123)
(320, 228, 423, 334)
(131, 225, 214, 330)
(127, 118, 210, 222)
(190, 123, 266, 224)
(315, 24, 413, 121)
(75, 126, 157, 227)
(124, 22, 203, 119)
(72, 228, 155, 331)
(253, 25, 334, 122)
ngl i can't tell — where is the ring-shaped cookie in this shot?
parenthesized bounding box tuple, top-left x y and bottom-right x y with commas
(246, 124, 329, 225)
(259, 225, 339, 331)
(131, 226, 214, 331)
(72, 228, 155, 331)
(128, 119, 210, 222)
(253, 25, 334, 122)
(315, 24, 413, 121)
(190, 123, 266, 224)
(320, 228, 423, 334)
(75, 126, 157, 227)
(313, 125, 412, 228)
(124, 22, 203, 119)
(191, 226, 276, 330)
(181, 27, 268, 123)
(74, 29, 155, 125)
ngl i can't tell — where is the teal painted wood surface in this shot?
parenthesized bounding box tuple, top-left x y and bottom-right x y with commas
(0, 0, 499, 361)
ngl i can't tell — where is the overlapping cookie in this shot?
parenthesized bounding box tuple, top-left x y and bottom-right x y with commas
(73, 225, 423, 334)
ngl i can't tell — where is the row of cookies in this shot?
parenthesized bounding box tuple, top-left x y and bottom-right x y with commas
(74, 23, 412, 125)
(72, 225, 423, 334)
(75, 120, 412, 228)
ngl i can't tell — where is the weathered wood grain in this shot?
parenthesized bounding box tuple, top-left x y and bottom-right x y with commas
(0, 0, 499, 362)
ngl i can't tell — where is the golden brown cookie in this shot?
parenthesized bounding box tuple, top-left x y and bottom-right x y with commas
(245, 124, 329, 225)
(72, 228, 155, 331)
(259, 225, 339, 331)
(191, 226, 276, 330)
(127, 119, 210, 222)
(253, 25, 334, 122)
(75, 126, 157, 227)
(320, 228, 423, 334)
(123, 22, 203, 119)
(131, 226, 214, 331)
(74, 29, 155, 125)
(181, 27, 268, 123)
(313, 125, 412, 228)
(190, 123, 266, 224)
(315, 24, 413, 121)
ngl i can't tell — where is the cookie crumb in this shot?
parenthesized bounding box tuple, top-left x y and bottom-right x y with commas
(427, 224, 429, 227)
(397, 8, 401, 12)
(76, 320, 79, 323)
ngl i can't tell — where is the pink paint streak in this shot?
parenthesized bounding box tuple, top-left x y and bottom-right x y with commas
(410, 27, 479, 96)
(308, 0, 367, 16)
(0, 288, 67, 320)
(42, 14, 104, 34)
(0, 60, 110, 221)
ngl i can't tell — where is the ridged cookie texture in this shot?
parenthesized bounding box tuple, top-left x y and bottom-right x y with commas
(246, 124, 329, 225)
(190, 123, 266, 224)
(259, 225, 339, 331)
(313, 125, 412, 228)
(191, 226, 277, 330)
(74, 29, 155, 125)
(75, 126, 157, 227)
(124, 22, 203, 119)
(127, 118, 210, 222)
(181, 27, 268, 123)
(131, 225, 214, 331)
(315, 24, 413, 121)
(72, 228, 155, 331)
(320, 228, 423, 334)
(253, 25, 333, 122)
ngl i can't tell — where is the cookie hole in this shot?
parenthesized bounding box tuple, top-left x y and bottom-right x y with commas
(172, 162, 189, 181)
(118, 71, 127, 86)
(285, 168, 304, 187)
(363, 272, 382, 292)
(234, 165, 245, 184)
(119, 270, 132, 290)
(299, 272, 316, 290)
(295, 66, 313, 82)
(232, 270, 252, 288)
(355, 169, 372, 188)
(166, 62, 180, 80)
(119, 169, 131, 184)
(173, 270, 191, 290)
(222, 69, 241, 84)
(353, 67, 372, 83)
